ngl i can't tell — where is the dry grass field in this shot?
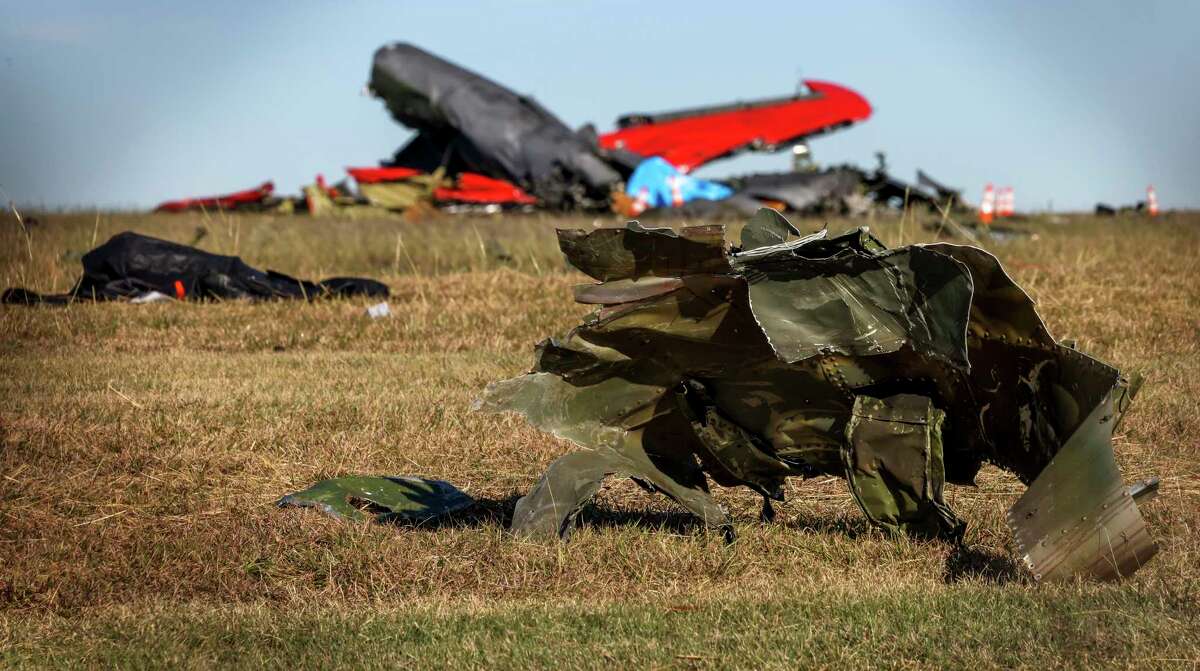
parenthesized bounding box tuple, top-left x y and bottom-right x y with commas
(1, 209, 1198, 668)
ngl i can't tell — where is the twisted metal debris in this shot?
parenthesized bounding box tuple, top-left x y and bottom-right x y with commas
(477, 209, 1159, 581)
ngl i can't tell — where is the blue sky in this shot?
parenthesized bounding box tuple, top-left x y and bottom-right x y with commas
(2, 1, 1197, 211)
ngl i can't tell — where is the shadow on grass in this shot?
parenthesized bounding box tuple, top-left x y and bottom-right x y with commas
(391, 497, 875, 539)
(384, 497, 713, 536)
(381, 495, 520, 530)
(942, 545, 1025, 585)
(576, 504, 707, 535)
(380, 497, 1027, 583)
(777, 509, 873, 539)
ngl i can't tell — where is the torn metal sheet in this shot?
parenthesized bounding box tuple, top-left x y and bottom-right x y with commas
(557, 222, 730, 282)
(726, 169, 862, 214)
(1007, 392, 1157, 581)
(696, 160, 968, 218)
(478, 208, 1159, 581)
(278, 476, 475, 523)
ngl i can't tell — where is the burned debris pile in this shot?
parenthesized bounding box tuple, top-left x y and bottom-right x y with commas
(2, 232, 388, 305)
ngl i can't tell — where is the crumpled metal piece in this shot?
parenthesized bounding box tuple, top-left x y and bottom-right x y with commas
(477, 209, 1159, 580)
(1007, 391, 1158, 581)
(844, 394, 964, 540)
(278, 476, 474, 523)
(369, 43, 621, 208)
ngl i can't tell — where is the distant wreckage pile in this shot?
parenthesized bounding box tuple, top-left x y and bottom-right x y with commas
(156, 42, 970, 220)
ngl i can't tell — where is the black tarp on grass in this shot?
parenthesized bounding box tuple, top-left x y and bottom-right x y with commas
(2, 232, 388, 305)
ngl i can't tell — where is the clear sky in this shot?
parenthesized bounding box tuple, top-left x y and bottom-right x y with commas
(3, 1, 1197, 211)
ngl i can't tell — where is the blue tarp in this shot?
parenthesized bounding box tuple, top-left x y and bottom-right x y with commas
(625, 157, 732, 208)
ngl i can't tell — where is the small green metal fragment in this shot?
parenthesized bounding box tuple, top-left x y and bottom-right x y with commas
(278, 476, 475, 523)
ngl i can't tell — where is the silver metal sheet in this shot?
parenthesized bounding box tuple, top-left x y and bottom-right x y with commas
(1007, 394, 1157, 581)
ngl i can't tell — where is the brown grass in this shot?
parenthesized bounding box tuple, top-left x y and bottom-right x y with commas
(1, 209, 1198, 668)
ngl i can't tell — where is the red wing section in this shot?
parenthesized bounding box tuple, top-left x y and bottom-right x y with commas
(346, 167, 423, 183)
(155, 182, 275, 212)
(598, 81, 871, 172)
(434, 173, 536, 205)
(347, 167, 536, 205)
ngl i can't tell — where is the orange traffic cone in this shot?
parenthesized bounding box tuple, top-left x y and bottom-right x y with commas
(998, 186, 1015, 217)
(979, 183, 995, 224)
(1147, 185, 1159, 216)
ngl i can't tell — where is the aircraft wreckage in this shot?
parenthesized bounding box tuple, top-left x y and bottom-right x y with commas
(158, 43, 962, 217)
(283, 210, 1160, 582)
